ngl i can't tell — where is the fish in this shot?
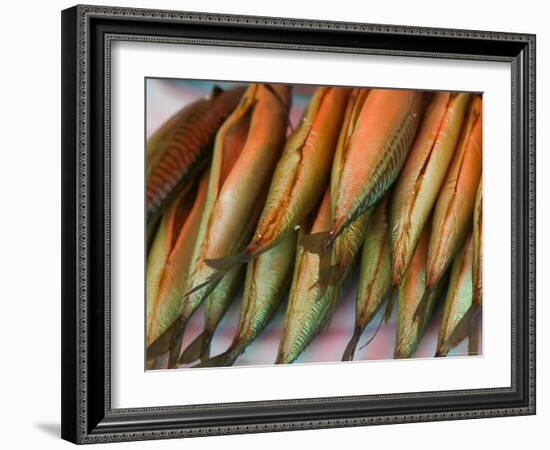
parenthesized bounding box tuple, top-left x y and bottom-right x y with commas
(147, 85, 246, 232)
(161, 83, 291, 367)
(276, 190, 372, 364)
(426, 96, 482, 288)
(342, 193, 391, 361)
(469, 180, 483, 354)
(178, 266, 244, 364)
(205, 86, 351, 272)
(435, 233, 474, 357)
(390, 92, 471, 285)
(307, 89, 423, 251)
(146, 171, 209, 355)
(472, 180, 482, 308)
(443, 180, 483, 356)
(196, 231, 298, 367)
(394, 224, 447, 359)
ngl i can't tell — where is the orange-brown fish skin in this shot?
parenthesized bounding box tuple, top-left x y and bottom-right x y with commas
(147, 86, 246, 226)
(426, 96, 482, 288)
(202, 84, 291, 260)
(390, 92, 471, 285)
(468, 180, 483, 354)
(330, 88, 370, 208)
(167, 84, 291, 367)
(245, 87, 351, 257)
(328, 89, 423, 245)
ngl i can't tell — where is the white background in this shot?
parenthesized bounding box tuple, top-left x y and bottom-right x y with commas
(0, 0, 544, 448)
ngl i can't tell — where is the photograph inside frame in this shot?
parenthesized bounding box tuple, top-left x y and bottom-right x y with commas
(145, 78, 483, 370)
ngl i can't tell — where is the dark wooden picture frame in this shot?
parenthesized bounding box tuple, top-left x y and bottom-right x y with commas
(61, 4, 536, 444)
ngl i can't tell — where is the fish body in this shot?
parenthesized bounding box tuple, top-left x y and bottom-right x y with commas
(435, 233, 474, 356)
(394, 225, 446, 359)
(166, 84, 291, 367)
(468, 180, 483, 354)
(197, 231, 298, 367)
(179, 266, 244, 364)
(327, 89, 423, 245)
(205, 86, 350, 271)
(146, 172, 209, 352)
(342, 193, 391, 361)
(390, 92, 470, 285)
(426, 96, 482, 288)
(276, 191, 372, 364)
(147, 86, 246, 226)
(472, 181, 483, 308)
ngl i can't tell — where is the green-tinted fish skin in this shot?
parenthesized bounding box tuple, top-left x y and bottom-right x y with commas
(204, 87, 350, 278)
(469, 180, 483, 354)
(165, 84, 291, 366)
(390, 93, 471, 285)
(394, 226, 446, 359)
(247, 87, 350, 254)
(342, 194, 391, 361)
(178, 266, 244, 364)
(146, 174, 208, 350)
(197, 231, 298, 367)
(328, 90, 423, 244)
(435, 233, 474, 357)
(472, 180, 482, 308)
(276, 192, 372, 364)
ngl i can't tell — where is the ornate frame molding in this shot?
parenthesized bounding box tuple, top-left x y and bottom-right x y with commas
(61, 4, 536, 444)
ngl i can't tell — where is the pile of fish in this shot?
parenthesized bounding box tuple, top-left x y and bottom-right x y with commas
(146, 83, 483, 369)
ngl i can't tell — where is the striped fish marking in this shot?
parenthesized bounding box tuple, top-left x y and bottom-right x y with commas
(328, 89, 424, 245)
(147, 86, 246, 227)
(276, 191, 372, 364)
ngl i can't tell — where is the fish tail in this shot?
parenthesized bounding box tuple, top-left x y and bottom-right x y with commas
(357, 303, 388, 353)
(204, 251, 252, 272)
(301, 231, 333, 255)
(459, 302, 482, 355)
(383, 287, 397, 324)
(468, 321, 481, 355)
(146, 317, 183, 361)
(440, 303, 481, 356)
(412, 288, 431, 322)
(183, 270, 226, 298)
(468, 304, 482, 355)
(167, 320, 188, 368)
(342, 327, 363, 361)
(194, 348, 242, 368)
(178, 330, 213, 365)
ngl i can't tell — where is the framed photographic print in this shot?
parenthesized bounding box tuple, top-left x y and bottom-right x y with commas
(61, 4, 536, 444)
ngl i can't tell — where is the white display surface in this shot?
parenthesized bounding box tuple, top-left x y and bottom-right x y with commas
(111, 40, 511, 409)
